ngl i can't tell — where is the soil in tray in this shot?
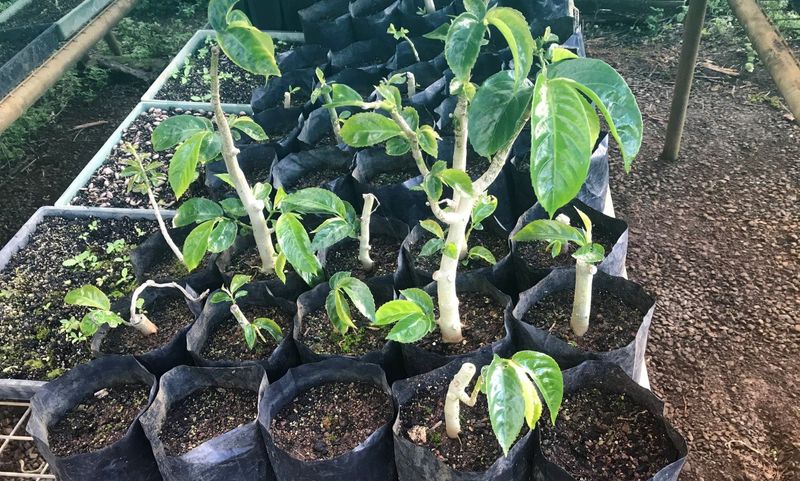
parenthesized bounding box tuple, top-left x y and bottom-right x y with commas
(156, 36, 294, 105)
(0, 0, 84, 29)
(49, 383, 151, 457)
(160, 386, 257, 456)
(271, 381, 393, 460)
(367, 166, 419, 186)
(71, 106, 211, 209)
(415, 293, 506, 356)
(515, 215, 617, 270)
(301, 307, 387, 357)
(540, 388, 679, 481)
(325, 236, 399, 281)
(0, 216, 157, 381)
(101, 295, 193, 355)
(523, 288, 642, 352)
(412, 226, 509, 273)
(289, 167, 350, 191)
(201, 304, 293, 361)
(0, 28, 42, 66)
(400, 376, 525, 471)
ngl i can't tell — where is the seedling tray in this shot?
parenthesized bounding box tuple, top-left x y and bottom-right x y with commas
(141, 29, 306, 111)
(0, 206, 176, 400)
(54, 101, 254, 207)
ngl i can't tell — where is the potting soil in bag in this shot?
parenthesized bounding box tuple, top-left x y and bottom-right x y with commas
(298, 0, 355, 51)
(533, 361, 688, 481)
(204, 143, 277, 200)
(392, 352, 537, 481)
(271, 146, 358, 205)
(27, 356, 162, 481)
(512, 269, 655, 381)
(258, 359, 398, 481)
(251, 70, 316, 113)
(140, 365, 274, 481)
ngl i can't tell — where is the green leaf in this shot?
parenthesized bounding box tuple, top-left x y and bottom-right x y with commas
(512, 219, 585, 244)
(445, 13, 487, 81)
(417, 125, 440, 157)
(443, 242, 458, 259)
(253, 317, 283, 342)
(340, 113, 403, 147)
(199, 132, 222, 163)
(208, 0, 238, 31)
(64, 285, 110, 310)
(152, 115, 211, 151)
(81, 310, 123, 335)
(468, 70, 533, 156)
(471, 194, 497, 227)
(485, 356, 526, 455)
(530, 74, 593, 218)
(325, 83, 364, 108)
(275, 213, 322, 286)
(511, 362, 543, 429)
(550, 46, 578, 62)
(326, 289, 356, 334)
(549, 58, 643, 170)
(423, 23, 450, 41)
(578, 94, 600, 151)
(220, 198, 247, 217)
(215, 173, 236, 189)
(421, 173, 443, 201)
(173, 198, 224, 227)
(439, 169, 474, 196)
(230, 274, 251, 294)
(253, 182, 272, 202)
(230, 116, 268, 141)
(226, 9, 251, 26)
(386, 314, 434, 343)
(207, 219, 237, 253)
(574, 207, 593, 236)
(419, 219, 444, 239)
(468, 246, 496, 265)
(511, 351, 564, 425)
(399, 288, 435, 318)
(169, 131, 207, 199)
(274, 251, 287, 284)
(218, 26, 281, 77)
(243, 323, 256, 349)
(311, 218, 354, 251)
(210, 291, 231, 304)
(280, 188, 347, 217)
(183, 220, 215, 271)
(572, 243, 605, 264)
(400, 107, 420, 131)
(463, 0, 487, 18)
(386, 136, 411, 156)
(374, 299, 423, 325)
(485, 7, 535, 87)
(338, 276, 376, 321)
(419, 238, 444, 257)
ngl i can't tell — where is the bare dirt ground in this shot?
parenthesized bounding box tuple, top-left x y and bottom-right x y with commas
(589, 25, 800, 481)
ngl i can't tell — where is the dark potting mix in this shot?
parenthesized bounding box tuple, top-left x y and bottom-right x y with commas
(270, 381, 393, 460)
(202, 304, 292, 361)
(324, 236, 400, 280)
(300, 308, 388, 357)
(415, 294, 506, 356)
(411, 226, 509, 274)
(100, 294, 194, 355)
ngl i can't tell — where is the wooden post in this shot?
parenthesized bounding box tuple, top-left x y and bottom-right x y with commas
(661, 0, 708, 161)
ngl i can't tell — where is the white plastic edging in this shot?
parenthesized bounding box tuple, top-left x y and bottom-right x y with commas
(54, 100, 254, 207)
(141, 29, 306, 111)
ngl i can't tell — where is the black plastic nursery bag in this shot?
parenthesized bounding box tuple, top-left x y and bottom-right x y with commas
(349, 0, 401, 40)
(271, 145, 358, 204)
(298, 0, 356, 51)
(204, 143, 277, 200)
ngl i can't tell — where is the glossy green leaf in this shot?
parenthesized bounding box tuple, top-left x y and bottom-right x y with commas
(374, 299, 422, 326)
(274, 251, 287, 284)
(338, 276, 376, 321)
(324, 83, 365, 108)
(152, 115, 212, 151)
(387, 314, 434, 343)
(218, 26, 280, 77)
(385, 136, 411, 156)
(326, 289, 356, 334)
(423, 23, 450, 41)
(210, 291, 231, 304)
(280, 188, 347, 217)
(226, 9, 251, 26)
(550, 46, 578, 62)
(512, 362, 543, 429)
(575, 207, 593, 236)
(468, 246, 496, 265)
(254, 317, 283, 342)
(253, 182, 272, 202)
(81, 310, 123, 334)
(400, 107, 420, 131)
(230, 274, 251, 294)
(530, 74, 593, 218)
(419, 219, 444, 239)
(243, 323, 256, 349)
(64, 285, 110, 310)
(230, 116, 268, 141)
(485, 356, 527, 455)
(421, 172, 443, 201)
(445, 13, 487, 81)
(173, 198, 223, 227)
(275, 213, 322, 285)
(340, 113, 403, 147)
(208, 0, 237, 31)
(512, 219, 585, 244)
(471, 194, 497, 226)
(511, 351, 564, 425)
(215, 173, 236, 189)
(400, 288, 434, 318)
(463, 0, 487, 18)
(220, 198, 247, 218)
(578, 94, 600, 151)
(169, 131, 207, 199)
(549, 58, 642, 170)
(419, 238, 444, 257)
(485, 7, 535, 86)
(443, 242, 459, 259)
(417, 125, 439, 158)
(572, 243, 605, 264)
(183, 220, 215, 271)
(311, 218, 354, 251)
(439, 169, 474, 196)
(468, 70, 533, 156)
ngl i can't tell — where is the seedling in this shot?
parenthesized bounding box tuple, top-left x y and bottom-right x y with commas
(284, 85, 301, 108)
(374, 288, 436, 342)
(209, 274, 284, 349)
(444, 351, 563, 456)
(388, 23, 420, 63)
(120, 143, 184, 266)
(310, 68, 345, 142)
(321, 272, 376, 335)
(329, 2, 642, 345)
(512, 209, 605, 336)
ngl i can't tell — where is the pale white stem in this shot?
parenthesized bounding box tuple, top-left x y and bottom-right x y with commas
(424, 0, 436, 14)
(452, 94, 469, 173)
(406, 72, 417, 98)
(146, 187, 184, 265)
(283, 91, 292, 109)
(571, 260, 596, 337)
(129, 281, 210, 335)
(230, 303, 249, 328)
(445, 363, 479, 439)
(390, 109, 429, 176)
(211, 47, 277, 274)
(359, 194, 377, 271)
(322, 92, 342, 142)
(432, 196, 473, 343)
(556, 214, 571, 255)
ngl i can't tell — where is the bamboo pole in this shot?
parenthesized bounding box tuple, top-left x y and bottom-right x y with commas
(0, 0, 137, 134)
(727, 0, 800, 121)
